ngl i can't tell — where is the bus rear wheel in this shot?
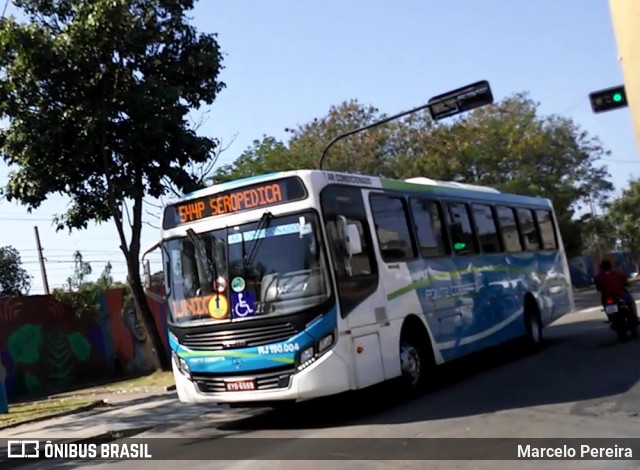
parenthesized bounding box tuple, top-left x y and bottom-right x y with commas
(524, 306, 544, 351)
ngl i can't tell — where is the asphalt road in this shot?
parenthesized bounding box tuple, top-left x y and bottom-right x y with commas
(17, 290, 640, 470)
(573, 283, 640, 311)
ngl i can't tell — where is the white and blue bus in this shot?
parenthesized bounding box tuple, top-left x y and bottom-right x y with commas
(142, 169, 574, 406)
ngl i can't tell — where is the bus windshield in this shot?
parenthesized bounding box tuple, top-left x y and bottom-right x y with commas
(163, 210, 331, 324)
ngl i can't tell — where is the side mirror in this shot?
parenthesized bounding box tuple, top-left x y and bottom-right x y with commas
(140, 240, 166, 304)
(345, 223, 362, 255)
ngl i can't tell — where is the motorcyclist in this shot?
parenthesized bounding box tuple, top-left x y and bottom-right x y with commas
(594, 259, 639, 323)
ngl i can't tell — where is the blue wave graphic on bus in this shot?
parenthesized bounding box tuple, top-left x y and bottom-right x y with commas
(171, 307, 337, 373)
(403, 251, 570, 361)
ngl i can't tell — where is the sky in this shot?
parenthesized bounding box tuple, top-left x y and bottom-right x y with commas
(0, 0, 638, 294)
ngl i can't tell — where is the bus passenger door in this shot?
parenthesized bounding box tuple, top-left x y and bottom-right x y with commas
(320, 185, 388, 387)
(364, 191, 447, 370)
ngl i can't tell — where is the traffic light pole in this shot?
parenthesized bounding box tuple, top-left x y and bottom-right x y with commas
(317, 80, 494, 170)
(317, 102, 431, 170)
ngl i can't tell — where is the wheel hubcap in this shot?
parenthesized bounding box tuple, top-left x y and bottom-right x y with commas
(400, 344, 422, 385)
(531, 316, 540, 343)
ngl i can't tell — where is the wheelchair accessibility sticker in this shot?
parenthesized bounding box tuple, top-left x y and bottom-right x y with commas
(232, 291, 256, 318)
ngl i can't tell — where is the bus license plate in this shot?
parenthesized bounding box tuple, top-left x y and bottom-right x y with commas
(605, 304, 619, 314)
(225, 379, 256, 392)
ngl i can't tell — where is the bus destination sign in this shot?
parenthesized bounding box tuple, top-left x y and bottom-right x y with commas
(162, 176, 307, 229)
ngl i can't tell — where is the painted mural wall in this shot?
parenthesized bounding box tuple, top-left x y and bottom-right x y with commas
(569, 251, 636, 288)
(0, 287, 169, 402)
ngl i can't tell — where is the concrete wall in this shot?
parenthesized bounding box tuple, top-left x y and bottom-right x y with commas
(0, 287, 169, 402)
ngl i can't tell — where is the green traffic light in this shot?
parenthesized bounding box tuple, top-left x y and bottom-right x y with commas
(613, 92, 623, 102)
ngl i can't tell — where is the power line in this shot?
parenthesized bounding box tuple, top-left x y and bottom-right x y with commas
(600, 158, 640, 164)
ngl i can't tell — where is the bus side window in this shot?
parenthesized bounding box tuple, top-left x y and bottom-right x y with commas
(535, 210, 558, 250)
(517, 208, 541, 251)
(471, 204, 502, 253)
(369, 194, 417, 262)
(445, 202, 478, 255)
(320, 185, 378, 317)
(496, 206, 523, 253)
(410, 198, 448, 257)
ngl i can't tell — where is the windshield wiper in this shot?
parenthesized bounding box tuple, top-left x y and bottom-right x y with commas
(186, 228, 219, 295)
(245, 211, 273, 267)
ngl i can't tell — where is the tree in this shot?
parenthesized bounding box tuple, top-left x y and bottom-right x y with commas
(212, 100, 405, 184)
(66, 250, 92, 291)
(150, 270, 165, 286)
(0, 0, 225, 370)
(144, 131, 237, 228)
(96, 261, 115, 289)
(213, 94, 613, 256)
(0, 245, 32, 296)
(606, 178, 640, 271)
(213, 135, 292, 183)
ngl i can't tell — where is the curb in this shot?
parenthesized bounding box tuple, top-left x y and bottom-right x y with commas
(46, 383, 177, 399)
(0, 399, 110, 431)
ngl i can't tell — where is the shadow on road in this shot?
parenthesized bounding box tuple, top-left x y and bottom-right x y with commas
(217, 317, 640, 431)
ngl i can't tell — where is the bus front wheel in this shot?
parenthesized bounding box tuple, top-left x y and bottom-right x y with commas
(399, 334, 431, 395)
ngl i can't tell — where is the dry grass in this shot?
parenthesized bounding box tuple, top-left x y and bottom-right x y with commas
(0, 397, 102, 427)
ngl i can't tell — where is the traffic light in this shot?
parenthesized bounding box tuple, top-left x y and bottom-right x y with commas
(589, 85, 628, 113)
(428, 80, 494, 121)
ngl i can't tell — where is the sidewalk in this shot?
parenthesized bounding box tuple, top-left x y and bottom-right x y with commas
(0, 391, 219, 440)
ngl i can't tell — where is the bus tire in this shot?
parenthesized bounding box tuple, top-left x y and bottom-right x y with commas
(524, 295, 544, 352)
(399, 318, 434, 395)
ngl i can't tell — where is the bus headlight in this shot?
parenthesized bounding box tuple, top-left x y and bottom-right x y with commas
(297, 329, 337, 370)
(299, 347, 314, 364)
(172, 351, 190, 377)
(318, 333, 334, 352)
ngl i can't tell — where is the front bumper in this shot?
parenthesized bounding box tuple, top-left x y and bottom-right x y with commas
(172, 349, 350, 404)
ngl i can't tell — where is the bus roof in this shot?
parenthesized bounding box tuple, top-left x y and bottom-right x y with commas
(166, 169, 552, 210)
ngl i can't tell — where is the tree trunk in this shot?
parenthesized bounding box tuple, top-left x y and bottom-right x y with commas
(128, 261, 171, 371)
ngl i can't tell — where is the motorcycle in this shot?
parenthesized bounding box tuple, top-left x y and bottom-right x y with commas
(602, 295, 639, 341)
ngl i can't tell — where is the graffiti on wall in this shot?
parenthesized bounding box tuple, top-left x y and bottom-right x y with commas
(0, 287, 169, 401)
(569, 251, 637, 288)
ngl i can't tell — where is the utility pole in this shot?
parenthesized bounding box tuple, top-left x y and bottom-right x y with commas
(33, 226, 50, 295)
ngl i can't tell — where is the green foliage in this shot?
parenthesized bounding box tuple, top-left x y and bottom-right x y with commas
(577, 212, 616, 255)
(96, 261, 114, 289)
(605, 178, 640, 266)
(0, 245, 32, 296)
(0, 0, 225, 370)
(52, 287, 100, 320)
(213, 94, 613, 255)
(150, 270, 164, 286)
(53, 252, 130, 319)
(66, 251, 93, 291)
(7, 324, 43, 364)
(0, 0, 226, 224)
